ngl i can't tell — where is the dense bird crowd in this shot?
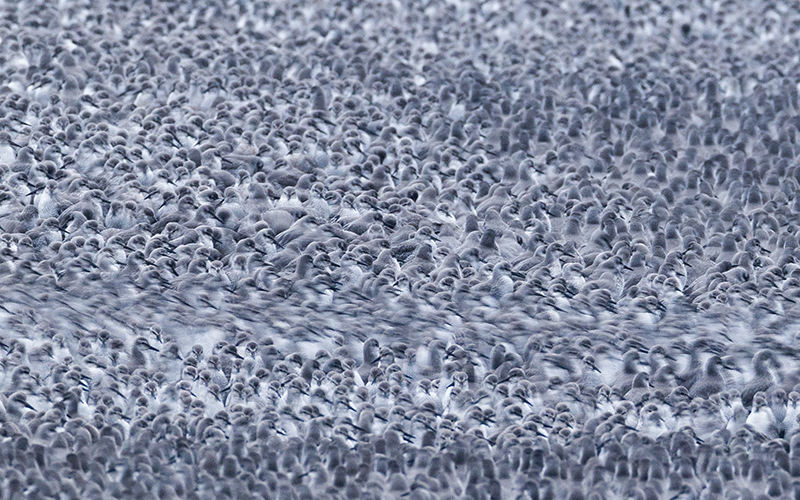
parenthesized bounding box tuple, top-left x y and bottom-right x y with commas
(0, 0, 799, 498)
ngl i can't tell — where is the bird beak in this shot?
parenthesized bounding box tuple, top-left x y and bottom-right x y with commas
(593, 366, 602, 373)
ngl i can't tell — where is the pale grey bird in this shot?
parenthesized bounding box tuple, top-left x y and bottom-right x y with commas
(578, 355, 604, 391)
(357, 338, 382, 382)
(746, 392, 779, 438)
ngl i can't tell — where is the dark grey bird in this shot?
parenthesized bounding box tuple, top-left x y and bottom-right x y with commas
(689, 355, 726, 399)
(742, 350, 782, 408)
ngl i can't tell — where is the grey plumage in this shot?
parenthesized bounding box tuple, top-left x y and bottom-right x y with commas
(0, 0, 796, 497)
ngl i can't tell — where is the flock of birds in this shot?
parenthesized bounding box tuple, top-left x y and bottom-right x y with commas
(0, 0, 800, 498)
